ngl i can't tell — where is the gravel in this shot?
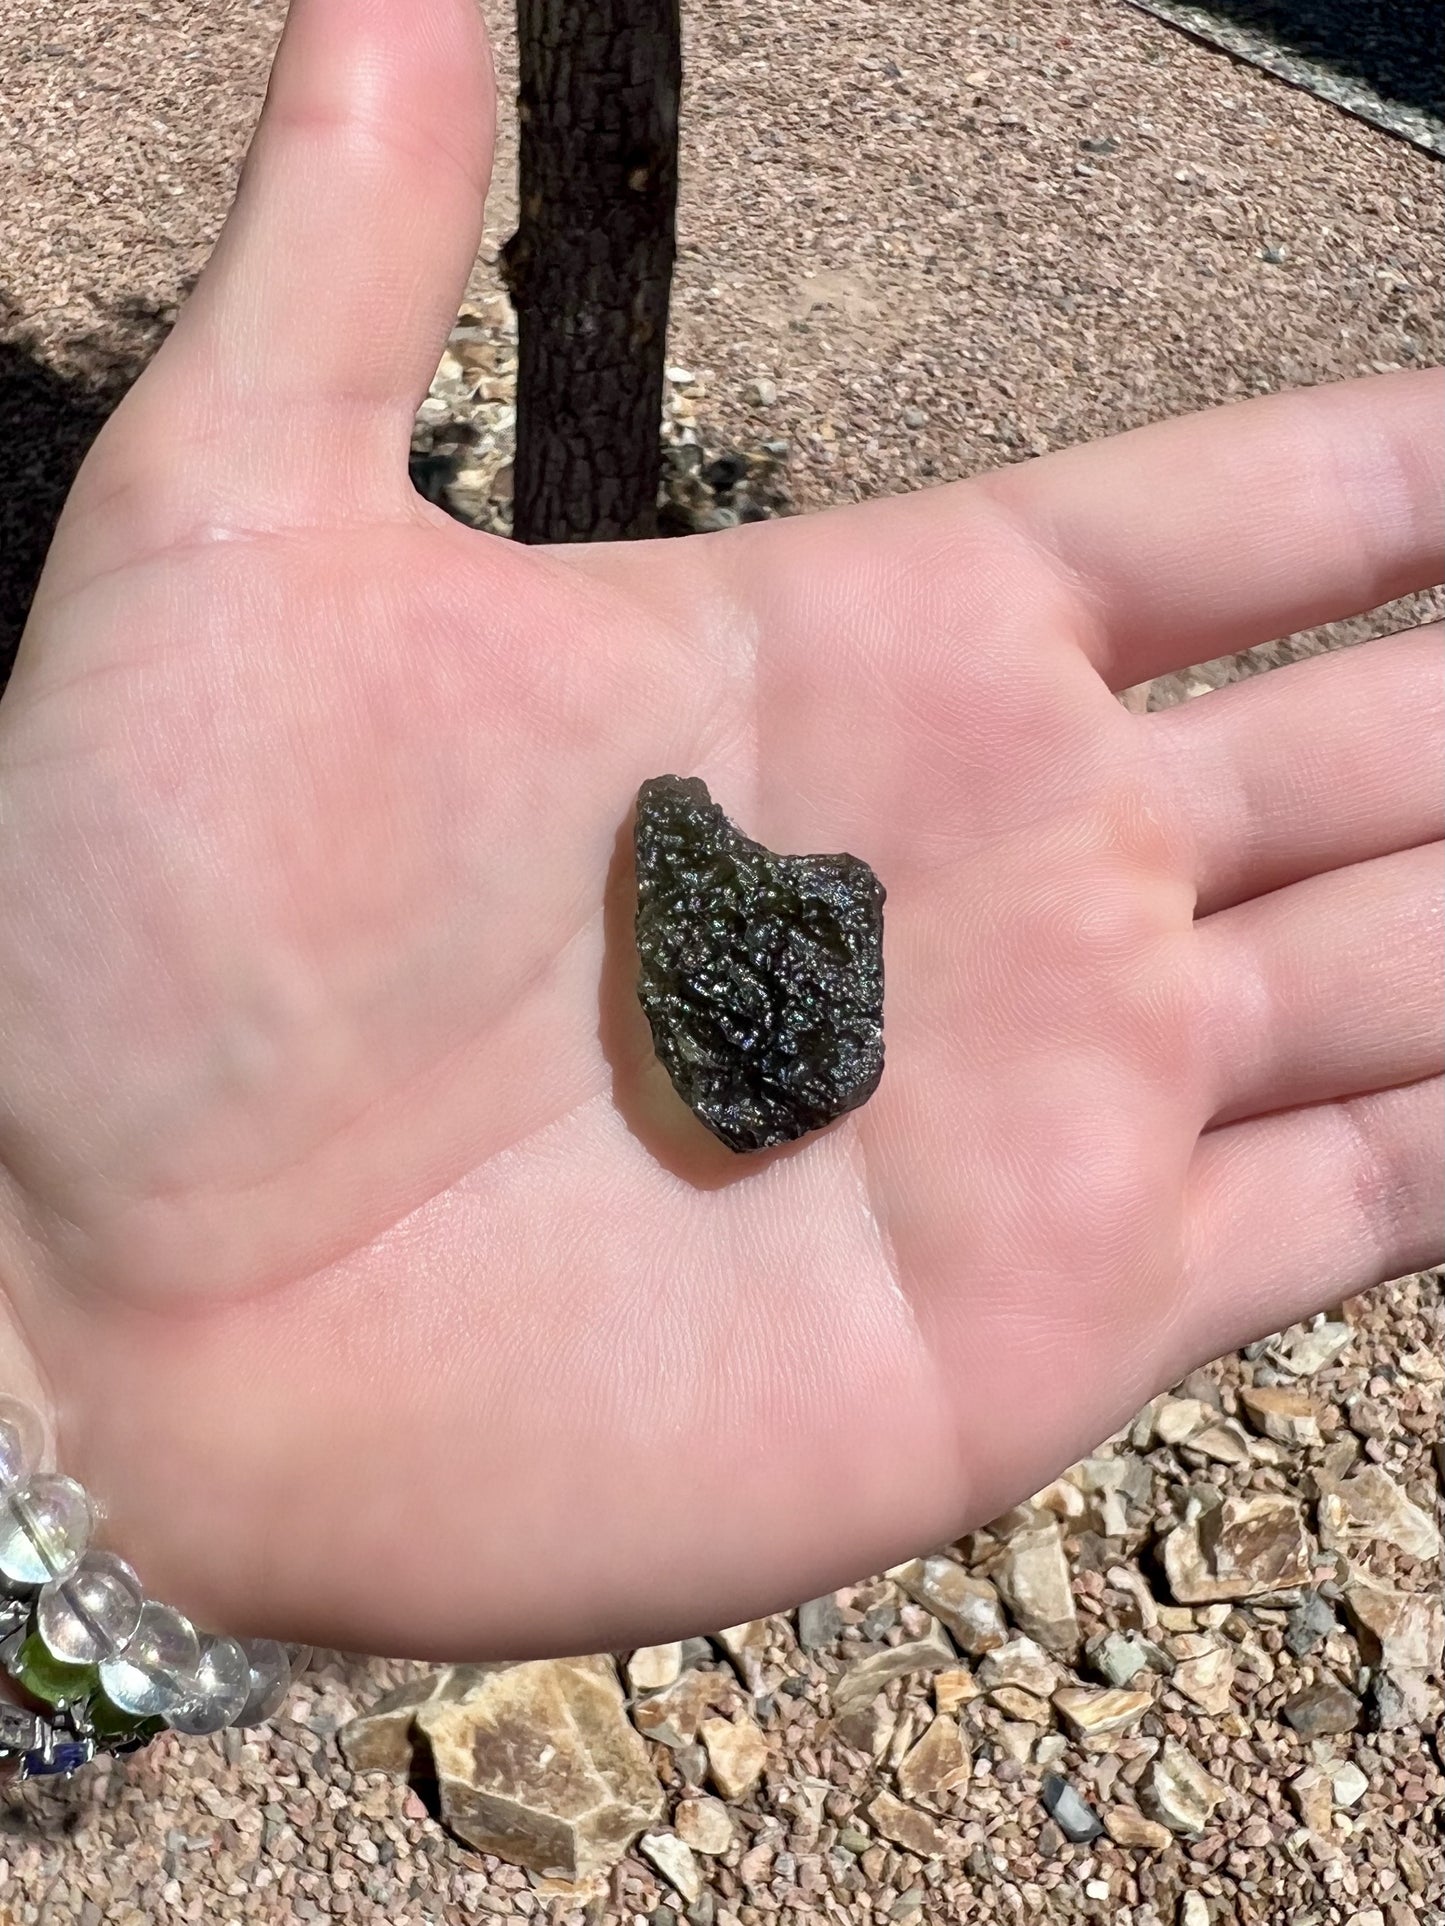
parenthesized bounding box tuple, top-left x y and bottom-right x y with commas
(1125, 1, 1444, 157)
(0, 2, 1441, 1922)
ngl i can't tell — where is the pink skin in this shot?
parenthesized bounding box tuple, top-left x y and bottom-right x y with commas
(0, 0, 1439, 1659)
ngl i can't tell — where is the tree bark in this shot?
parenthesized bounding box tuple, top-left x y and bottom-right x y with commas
(506, 0, 681, 544)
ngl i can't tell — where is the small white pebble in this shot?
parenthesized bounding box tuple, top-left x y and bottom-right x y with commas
(1332, 1761, 1369, 1807)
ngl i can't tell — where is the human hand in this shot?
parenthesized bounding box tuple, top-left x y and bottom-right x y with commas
(0, 0, 1439, 1659)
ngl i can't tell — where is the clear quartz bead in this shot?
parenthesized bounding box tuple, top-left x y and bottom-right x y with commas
(165, 1634, 251, 1735)
(234, 1638, 292, 1727)
(0, 1473, 92, 1584)
(0, 1396, 46, 1493)
(38, 1550, 145, 1664)
(98, 1601, 201, 1718)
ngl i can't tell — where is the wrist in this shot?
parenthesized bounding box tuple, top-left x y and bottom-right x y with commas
(0, 1391, 305, 1782)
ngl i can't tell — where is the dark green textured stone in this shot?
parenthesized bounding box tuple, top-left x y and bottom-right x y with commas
(634, 775, 885, 1152)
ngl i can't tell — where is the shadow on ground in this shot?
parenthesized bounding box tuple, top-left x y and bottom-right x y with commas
(1191, 0, 1443, 122)
(0, 296, 173, 696)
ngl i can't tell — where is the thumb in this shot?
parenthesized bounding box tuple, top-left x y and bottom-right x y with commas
(65, 0, 494, 553)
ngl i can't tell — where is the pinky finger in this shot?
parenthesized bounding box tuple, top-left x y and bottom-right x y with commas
(1172, 1079, 1444, 1376)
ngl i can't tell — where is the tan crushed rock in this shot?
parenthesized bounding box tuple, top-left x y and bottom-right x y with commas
(895, 1713, 971, 1805)
(698, 1712, 770, 1804)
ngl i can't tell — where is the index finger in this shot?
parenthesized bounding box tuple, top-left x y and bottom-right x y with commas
(975, 368, 1444, 690)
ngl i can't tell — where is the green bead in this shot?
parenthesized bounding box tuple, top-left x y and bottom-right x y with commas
(87, 1686, 163, 1744)
(11, 1630, 100, 1707)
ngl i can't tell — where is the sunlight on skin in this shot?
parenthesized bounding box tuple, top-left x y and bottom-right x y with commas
(0, 0, 1439, 1658)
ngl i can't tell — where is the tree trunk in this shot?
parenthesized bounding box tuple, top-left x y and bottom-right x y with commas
(506, 0, 681, 544)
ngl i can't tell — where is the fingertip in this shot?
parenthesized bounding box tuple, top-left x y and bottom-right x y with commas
(263, 0, 495, 186)
(127, 0, 497, 513)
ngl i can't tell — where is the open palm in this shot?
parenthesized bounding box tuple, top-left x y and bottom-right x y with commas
(0, 0, 1439, 1662)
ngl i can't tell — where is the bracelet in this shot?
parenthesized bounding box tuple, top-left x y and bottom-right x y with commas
(0, 1393, 305, 1782)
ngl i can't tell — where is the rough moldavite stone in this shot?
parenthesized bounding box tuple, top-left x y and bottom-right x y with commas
(633, 775, 885, 1151)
